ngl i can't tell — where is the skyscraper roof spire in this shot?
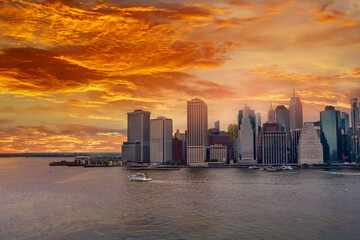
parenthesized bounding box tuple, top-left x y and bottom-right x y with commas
(269, 103, 274, 112)
(292, 80, 295, 98)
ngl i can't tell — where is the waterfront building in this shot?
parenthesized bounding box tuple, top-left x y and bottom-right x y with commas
(187, 98, 208, 165)
(289, 91, 303, 131)
(267, 103, 275, 123)
(257, 123, 287, 164)
(122, 110, 150, 163)
(208, 128, 230, 160)
(209, 144, 227, 163)
(350, 98, 359, 162)
(150, 116, 173, 163)
(238, 105, 257, 163)
(298, 122, 323, 164)
(320, 106, 342, 163)
(172, 137, 184, 164)
(290, 129, 302, 163)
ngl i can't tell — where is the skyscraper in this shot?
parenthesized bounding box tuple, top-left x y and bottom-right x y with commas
(214, 121, 220, 131)
(122, 109, 151, 163)
(320, 106, 342, 163)
(187, 98, 208, 165)
(289, 91, 303, 131)
(150, 116, 173, 163)
(298, 122, 323, 164)
(256, 112, 261, 135)
(340, 112, 350, 135)
(275, 105, 290, 134)
(350, 98, 359, 162)
(290, 129, 302, 163)
(238, 105, 256, 163)
(257, 123, 287, 164)
(267, 103, 275, 123)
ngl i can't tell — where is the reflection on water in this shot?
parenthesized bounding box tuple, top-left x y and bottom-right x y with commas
(0, 158, 360, 239)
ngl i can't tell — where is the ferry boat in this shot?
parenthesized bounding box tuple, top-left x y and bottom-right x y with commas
(128, 173, 152, 182)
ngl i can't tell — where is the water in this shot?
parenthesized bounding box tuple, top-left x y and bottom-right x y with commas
(1, 158, 360, 240)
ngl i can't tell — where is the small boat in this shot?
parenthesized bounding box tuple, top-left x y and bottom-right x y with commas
(248, 166, 259, 169)
(280, 165, 293, 171)
(259, 167, 265, 171)
(265, 166, 279, 172)
(128, 172, 152, 182)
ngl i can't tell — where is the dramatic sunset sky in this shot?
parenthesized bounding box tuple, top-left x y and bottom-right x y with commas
(0, 0, 359, 153)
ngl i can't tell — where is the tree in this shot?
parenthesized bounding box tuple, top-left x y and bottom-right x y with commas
(227, 124, 238, 159)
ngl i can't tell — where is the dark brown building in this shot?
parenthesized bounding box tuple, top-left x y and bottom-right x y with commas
(172, 138, 185, 164)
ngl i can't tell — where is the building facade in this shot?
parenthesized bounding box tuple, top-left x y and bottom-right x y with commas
(320, 106, 342, 163)
(150, 116, 173, 163)
(350, 98, 359, 162)
(172, 137, 184, 164)
(187, 98, 208, 165)
(289, 95, 303, 131)
(290, 129, 302, 163)
(298, 122, 324, 164)
(238, 105, 257, 162)
(122, 110, 150, 163)
(256, 112, 262, 135)
(208, 128, 230, 160)
(257, 123, 287, 165)
(275, 105, 290, 134)
(209, 144, 227, 163)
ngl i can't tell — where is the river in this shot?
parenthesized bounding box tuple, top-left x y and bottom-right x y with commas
(0, 157, 359, 239)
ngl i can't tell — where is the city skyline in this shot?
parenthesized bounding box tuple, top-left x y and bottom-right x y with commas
(0, 0, 359, 153)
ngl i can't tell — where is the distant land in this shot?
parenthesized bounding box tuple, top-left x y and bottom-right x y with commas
(0, 152, 121, 158)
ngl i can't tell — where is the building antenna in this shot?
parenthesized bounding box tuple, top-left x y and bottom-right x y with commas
(292, 80, 295, 98)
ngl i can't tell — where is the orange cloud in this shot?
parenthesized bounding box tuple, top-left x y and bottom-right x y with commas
(0, 124, 126, 153)
(227, 1, 254, 8)
(309, 2, 356, 26)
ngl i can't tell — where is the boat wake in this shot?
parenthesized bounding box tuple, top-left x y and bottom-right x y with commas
(321, 171, 360, 176)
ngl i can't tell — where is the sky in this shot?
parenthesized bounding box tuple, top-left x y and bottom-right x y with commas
(0, 0, 359, 153)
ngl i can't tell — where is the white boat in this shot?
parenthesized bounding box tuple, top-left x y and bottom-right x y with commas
(248, 166, 259, 169)
(280, 165, 293, 171)
(128, 172, 152, 182)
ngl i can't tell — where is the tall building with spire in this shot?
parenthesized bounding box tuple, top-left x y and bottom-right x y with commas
(267, 103, 275, 123)
(289, 85, 303, 130)
(187, 98, 208, 165)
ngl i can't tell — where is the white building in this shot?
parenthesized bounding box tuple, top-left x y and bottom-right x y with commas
(150, 116, 173, 163)
(209, 144, 227, 163)
(187, 98, 208, 166)
(297, 122, 323, 164)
